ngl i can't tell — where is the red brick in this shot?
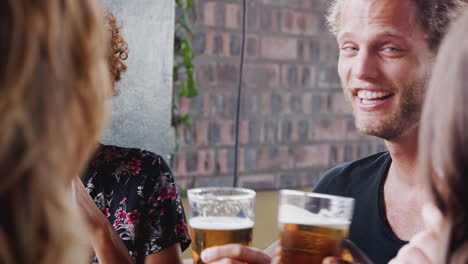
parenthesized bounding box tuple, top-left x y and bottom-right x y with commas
(243, 147, 258, 171)
(223, 33, 231, 57)
(239, 120, 249, 144)
(238, 173, 278, 190)
(225, 3, 240, 29)
(281, 11, 319, 36)
(302, 0, 312, 8)
(176, 125, 185, 147)
(244, 64, 280, 88)
(282, 10, 295, 32)
(290, 120, 300, 142)
(203, 31, 214, 56)
(304, 14, 320, 36)
(229, 34, 241, 56)
(271, 92, 282, 115)
(195, 121, 209, 145)
(216, 149, 229, 174)
(174, 152, 187, 176)
(196, 63, 216, 85)
(203, 2, 216, 26)
(246, 35, 259, 58)
(257, 146, 290, 170)
(236, 148, 245, 172)
(214, 2, 226, 27)
(302, 66, 317, 88)
(179, 96, 190, 116)
(302, 93, 313, 114)
(295, 144, 330, 168)
(197, 149, 215, 175)
(246, 5, 258, 31)
(219, 120, 235, 145)
(281, 65, 300, 88)
(202, 93, 211, 116)
(213, 33, 224, 55)
(281, 93, 292, 115)
(331, 93, 352, 114)
(261, 36, 298, 60)
(217, 64, 239, 86)
(271, 8, 282, 32)
(313, 118, 347, 140)
(195, 177, 233, 188)
(259, 7, 273, 32)
(297, 13, 307, 32)
(222, 92, 235, 118)
(208, 122, 221, 145)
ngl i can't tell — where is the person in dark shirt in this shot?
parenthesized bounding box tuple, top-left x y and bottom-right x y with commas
(198, 1, 468, 264)
(314, 152, 403, 263)
(82, 144, 191, 264)
(74, 12, 190, 264)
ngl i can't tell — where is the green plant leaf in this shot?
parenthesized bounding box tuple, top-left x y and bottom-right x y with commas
(186, 0, 194, 9)
(182, 114, 191, 128)
(179, 83, 189, 97)
(179, 13, 194, 35)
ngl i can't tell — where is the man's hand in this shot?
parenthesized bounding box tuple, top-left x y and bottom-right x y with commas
(321, 238, 374, 264)
(200, 241, 280, 264)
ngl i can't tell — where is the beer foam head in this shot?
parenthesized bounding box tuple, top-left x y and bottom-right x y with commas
(278, 204, 350, 228)
(189, 216, 254, 230)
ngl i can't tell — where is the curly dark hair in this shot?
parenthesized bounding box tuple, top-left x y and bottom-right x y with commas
(105, 11, 128, 95)
(326, 0, 468, 52)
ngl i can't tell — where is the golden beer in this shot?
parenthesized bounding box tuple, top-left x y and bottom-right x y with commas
(189, 216, 254, 264)
(280, 222, 349, 264)
(279, 204, 350, 264)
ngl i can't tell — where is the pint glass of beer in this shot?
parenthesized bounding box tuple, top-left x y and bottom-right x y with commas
(278, 190, 354, 264)
(187, 187, 256, 264)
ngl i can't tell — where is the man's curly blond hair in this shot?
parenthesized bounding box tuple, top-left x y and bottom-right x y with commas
(326, 0, 468, 51)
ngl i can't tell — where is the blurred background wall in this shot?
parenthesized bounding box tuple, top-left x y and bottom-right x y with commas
(100, 0, 175, 160)
(173, 0, 384, 190)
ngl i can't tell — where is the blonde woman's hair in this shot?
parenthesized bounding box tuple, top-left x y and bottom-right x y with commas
(420, 8, 468, 264)
(0, 0, 111, 263)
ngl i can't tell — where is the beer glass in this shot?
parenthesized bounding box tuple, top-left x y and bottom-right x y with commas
(278, 190, 354, 264)
(187, 187, 256, 264)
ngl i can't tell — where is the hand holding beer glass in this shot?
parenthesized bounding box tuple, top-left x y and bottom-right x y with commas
(187, 187, 256, 264)
(278, 190, 354, 264)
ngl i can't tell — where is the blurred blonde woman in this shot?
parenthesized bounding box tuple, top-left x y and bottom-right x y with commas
(390, 7, 468, 264)
(0, 0, 111, 263)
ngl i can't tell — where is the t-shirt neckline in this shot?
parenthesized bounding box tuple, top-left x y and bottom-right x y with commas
(377, 153, 409, 244)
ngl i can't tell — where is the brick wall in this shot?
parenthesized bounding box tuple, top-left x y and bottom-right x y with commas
(173, 0, 384, 190)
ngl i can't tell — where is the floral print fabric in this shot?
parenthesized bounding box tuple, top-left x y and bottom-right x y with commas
(82, 144, 191, 263)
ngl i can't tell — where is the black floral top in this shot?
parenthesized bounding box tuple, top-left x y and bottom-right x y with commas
(82, 144, 191, 263)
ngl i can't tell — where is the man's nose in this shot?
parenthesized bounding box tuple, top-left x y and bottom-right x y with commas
(352, 50, 379, 81)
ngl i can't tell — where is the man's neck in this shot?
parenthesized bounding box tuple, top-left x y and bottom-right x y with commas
(384, 125, 424, 188)
(382, 125, 432, 240)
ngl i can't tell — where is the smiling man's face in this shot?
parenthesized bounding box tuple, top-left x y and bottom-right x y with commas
(337, 0, 434, 140)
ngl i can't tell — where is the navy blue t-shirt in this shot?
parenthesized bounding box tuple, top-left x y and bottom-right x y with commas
(313, 152, 407, 264)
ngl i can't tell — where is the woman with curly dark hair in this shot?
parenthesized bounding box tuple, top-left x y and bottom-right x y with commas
(74, 11, 191, 264)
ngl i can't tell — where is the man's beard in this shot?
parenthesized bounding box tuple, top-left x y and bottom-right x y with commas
(350, 78, 426, 141)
